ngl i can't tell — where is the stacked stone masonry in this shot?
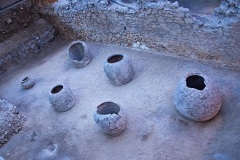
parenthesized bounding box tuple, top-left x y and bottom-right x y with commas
(37, 0, 240, 69)
(0, 1, 40, 42)
(0, 18, 56, 74)
(0, 99, 26, 147)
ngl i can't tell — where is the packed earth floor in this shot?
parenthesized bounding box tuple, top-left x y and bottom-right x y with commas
(0, 37, 239, 160)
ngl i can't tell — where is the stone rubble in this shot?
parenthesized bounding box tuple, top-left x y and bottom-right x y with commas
(0, 99, 26, 147)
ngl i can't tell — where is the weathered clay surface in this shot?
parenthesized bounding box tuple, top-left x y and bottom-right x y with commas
(68, 40, 92, 68)
(0, 99, 25, 147)
(21, 77, 35, 89)
(94, 102, 127, 136)
(49, 85, 75, 112)
(104, 54, 134, 86)
(174, 73, 222, 121)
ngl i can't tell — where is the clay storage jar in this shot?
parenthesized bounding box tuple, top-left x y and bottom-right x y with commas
(104, 54, 134, 86)
(21, 77, 35, 89)
(68, 40, 92, 68)
(49, 85, 75, 112)
(174, 73, 222, 121)
(94, 102, 127, 136)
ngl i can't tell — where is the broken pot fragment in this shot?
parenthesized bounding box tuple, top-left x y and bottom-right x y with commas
(68, 40, 92, 68)
(94, 102, 127, 136)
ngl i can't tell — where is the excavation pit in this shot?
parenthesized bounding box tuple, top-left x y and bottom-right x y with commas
(0, 0, 239, 159)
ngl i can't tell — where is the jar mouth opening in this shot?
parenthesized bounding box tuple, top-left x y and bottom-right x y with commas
(107, 54, 123, 63)
(22, 77, 29, 82)
(97, 102, 120, 115)
(51, 85, 63, 94)
(186, 75, 206, 90)
(68, 42, 85, 61)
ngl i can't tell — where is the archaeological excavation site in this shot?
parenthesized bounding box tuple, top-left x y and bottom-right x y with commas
(0, 0, 240, 159)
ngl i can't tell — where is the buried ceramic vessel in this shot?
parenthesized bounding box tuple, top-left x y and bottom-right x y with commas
(94, 102, 127, 136)
(49, 85, 75, 112)
(104, 54, 134, 86)
(68, 40, 91, 68)
(174, 73, 222, 121)
(21, 77, 35, 89)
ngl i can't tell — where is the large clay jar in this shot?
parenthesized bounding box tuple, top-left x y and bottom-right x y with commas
(174, 73, 222, 121)
(104, 54, 134, 86)
(68, 40, 91, 68)
(49, 85, 75, 112)
(21, 77, 35, 89)
(94, 102, 127, 136)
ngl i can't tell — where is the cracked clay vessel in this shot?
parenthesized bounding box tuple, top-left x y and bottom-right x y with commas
(21, 77, 35, 89)
(104, 54, 134, 86)
(174, 73, 222, 121)
(94, 102, 127, 136)
(49, 85, 75, 112)
(68, 40, 91, 68)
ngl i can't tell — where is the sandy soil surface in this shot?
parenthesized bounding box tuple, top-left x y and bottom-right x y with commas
(0, 36, 239, 160)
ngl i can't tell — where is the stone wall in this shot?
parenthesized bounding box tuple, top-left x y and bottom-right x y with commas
(37, 0, 240, 69)
(0, 1, 57, 74)
(0, 18, 56, 74)
(0, 0, 40, 42)
(215, 0, 240, 17)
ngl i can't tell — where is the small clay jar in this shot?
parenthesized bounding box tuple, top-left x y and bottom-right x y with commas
(174, 73, 222, 121)
(104, 54, 134, 86)
(94, 102, 127, 136)
(21, 77, 35, 89)
(49, 85, 75, 112)
(68, 40, 92, 68)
